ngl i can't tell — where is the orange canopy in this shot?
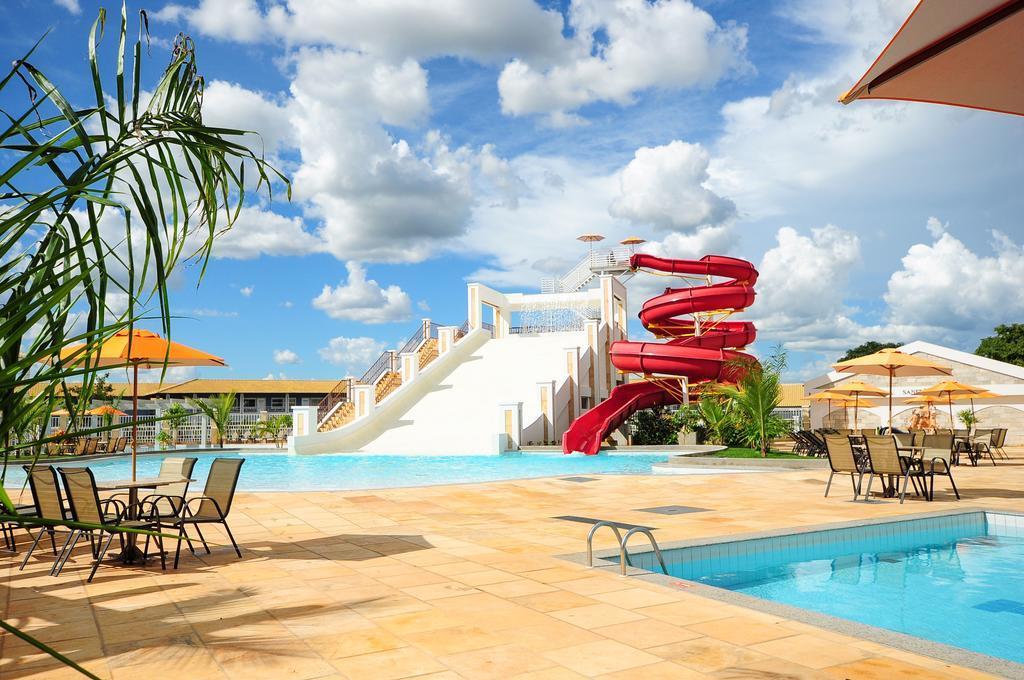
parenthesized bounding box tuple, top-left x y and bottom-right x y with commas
(59, 329, 226, 369)
(55, 329, 224, 481)
(86, 405, 127, 417)
(832, 348, 950, 377)
(840, 0, 1024, 116)
(827, 380, 888, 397)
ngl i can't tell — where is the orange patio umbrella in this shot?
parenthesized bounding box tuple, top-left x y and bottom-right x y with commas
(833, 348, 951, 430)
(806, 391, 872, 428)
(86, 405, 127, 417)
(807, 390, 857, 426)
(840, 0, 1024, 116)
(57, 329, 225, 480)
(827, 380, 888, 430)
(917, 380, 990, 432)
(956, 389, 1000, 419)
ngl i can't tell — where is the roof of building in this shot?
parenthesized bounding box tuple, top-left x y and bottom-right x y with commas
(28, 382, 168, 398)
(779, 383, 807, 407)
(30, 378, 342, 398)
(148, 379, 342, 396)
(804, 340, 1024, 392)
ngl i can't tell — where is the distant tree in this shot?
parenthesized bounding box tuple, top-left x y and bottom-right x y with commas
(976, 324, 1024, 367)
(839, 341, 901, 362)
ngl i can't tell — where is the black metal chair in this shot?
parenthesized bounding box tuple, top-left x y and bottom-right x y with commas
(54, 467, 164, 581)
(17, 466, 70, 571)
(162, 457, 245, 568)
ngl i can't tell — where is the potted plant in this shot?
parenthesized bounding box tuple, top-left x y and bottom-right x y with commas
(155, 430, 173, 450)
(957, 409, 978, 430)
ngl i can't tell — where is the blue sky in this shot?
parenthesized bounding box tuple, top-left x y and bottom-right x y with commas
(6, 0, 1024, 383)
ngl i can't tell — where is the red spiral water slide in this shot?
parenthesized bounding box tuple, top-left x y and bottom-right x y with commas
(562, 254, 758, 455)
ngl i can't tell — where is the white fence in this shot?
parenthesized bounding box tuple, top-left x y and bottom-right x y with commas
(47, 410, 286, 445)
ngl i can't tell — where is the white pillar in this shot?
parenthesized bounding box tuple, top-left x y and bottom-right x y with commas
(498, 402, 522, 452)
(352, 384, 376, 420)
(438, 326, 457, 355)
(401, 351, 419, 384)
(562, 346, 581, 431)
(291, 405, 317, 437)
(201, 414, 210, 447)
(537, 380, 555, 444)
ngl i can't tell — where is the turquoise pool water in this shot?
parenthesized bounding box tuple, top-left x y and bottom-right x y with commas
(4, 452, 671, 492)
(627, 512, 1024, 665)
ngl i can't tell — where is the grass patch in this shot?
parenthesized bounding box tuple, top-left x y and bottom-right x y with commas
(710, 447, 804, 459)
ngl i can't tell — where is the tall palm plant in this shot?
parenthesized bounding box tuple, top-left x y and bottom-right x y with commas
(696, 396, 734, 446)
(717, 350, 791, 457)
(0, 5, 287, 475)
(0, 7, 286, 675)
(189, 392, 236, 447)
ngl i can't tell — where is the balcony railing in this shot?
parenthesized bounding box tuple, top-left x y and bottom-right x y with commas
(316, 319, 463, 429)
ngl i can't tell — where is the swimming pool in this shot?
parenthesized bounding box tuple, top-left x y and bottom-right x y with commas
(622, 511, 1024, 668)
(3, 452, 678, 492)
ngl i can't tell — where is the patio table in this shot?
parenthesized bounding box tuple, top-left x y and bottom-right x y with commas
(95, 476, 194, 564)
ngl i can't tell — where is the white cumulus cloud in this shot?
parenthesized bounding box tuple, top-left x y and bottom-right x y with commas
(610, 140, 735, 230)
(884, 222, 1024, 336)
(312, 262, 413, 324)
(318, 336, 388, 373)
(273, 349, 301, 365)
(498, 0, 750, 125)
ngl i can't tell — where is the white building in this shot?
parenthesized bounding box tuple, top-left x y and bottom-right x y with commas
(291, 250, 631, 454)
(805, 341, 1024, 444)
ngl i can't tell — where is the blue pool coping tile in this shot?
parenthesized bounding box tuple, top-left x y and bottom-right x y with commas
(557, 507, 1024, 679)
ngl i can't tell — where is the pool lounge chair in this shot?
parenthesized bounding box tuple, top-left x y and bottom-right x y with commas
(163, 457, 245, 568)
(991, 428, 1009, 459)
(138, 457, 199, 520)
(823, 435, 864, 499)
(54, 467, 165, 581)
(861, 435, 928, 504)
(919, 438, 960, 501)
(18, 466, 71, 571)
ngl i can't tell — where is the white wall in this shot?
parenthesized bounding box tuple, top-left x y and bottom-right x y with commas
(292, 330, 588, 454)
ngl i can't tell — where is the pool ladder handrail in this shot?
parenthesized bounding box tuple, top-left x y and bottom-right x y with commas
(586, 521, 668, 576)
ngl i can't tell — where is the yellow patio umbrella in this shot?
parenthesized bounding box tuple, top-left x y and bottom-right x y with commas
(620, 236, 646, 255)
(833, 348, 951, 430)
(56, 329, 225, 480)
(918, 380, 990, 432)
(827, 380, 888, 430)
(808, 390, 855, 426)
(955, 389, 1000, 419)
(86, 405, 127, 417)
(840, 0, 1024, 117)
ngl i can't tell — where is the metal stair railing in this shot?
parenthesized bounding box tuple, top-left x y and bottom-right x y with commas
(541, 247, 634, 294)
(586, 520, 668, 576)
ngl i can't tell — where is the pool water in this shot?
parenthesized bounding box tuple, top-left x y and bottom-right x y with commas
(4, 452, 671, 492)
(628, 512, 1024, 664)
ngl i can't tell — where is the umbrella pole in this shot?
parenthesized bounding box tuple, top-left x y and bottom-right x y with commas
(947, 394, 954, 432)
(854, 394, 859, 430)
(888, 372, 893, 432)
(132, 363, 138, 482)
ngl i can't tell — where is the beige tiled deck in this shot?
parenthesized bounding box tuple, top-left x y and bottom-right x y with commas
(4, 451, 1024, 679)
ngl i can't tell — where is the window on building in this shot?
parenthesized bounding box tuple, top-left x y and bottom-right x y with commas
(270, 397, 285, 411)
(243, 398, 257, 413)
